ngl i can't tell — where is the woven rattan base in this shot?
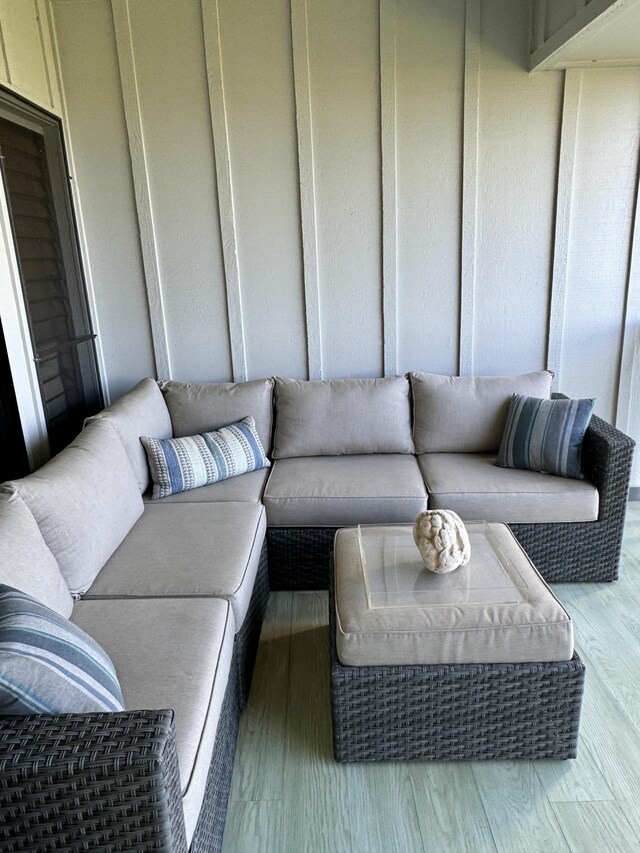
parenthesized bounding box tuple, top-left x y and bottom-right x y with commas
(267, 527, 337, 589)
(189, 656, 240, 853)
(329, 587, 585, 762)
(235, 541, 269, 709)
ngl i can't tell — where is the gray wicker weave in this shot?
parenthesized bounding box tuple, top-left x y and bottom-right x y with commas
(235, 541, 269, 708)
(267, 406, 634, 588)
(187, 660, 240, 853)
(328, 584, 586, 762)
(0, 651, 243, 853)
(267, 526, 336, 589)
(0, 709, 187, 851)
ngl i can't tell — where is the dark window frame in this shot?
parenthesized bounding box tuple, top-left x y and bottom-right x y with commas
(0, 86, 103, 458)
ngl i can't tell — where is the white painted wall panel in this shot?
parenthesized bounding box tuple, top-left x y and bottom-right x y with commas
(0, 0, 53, 109)
(51, 0, 155, 399)
(217, 0, 307, 380)
(306, 0, 383, 379)
(127, 0, 231, 382)
(395, 0, 464, 376)
(561, 68, 640, 423)
(474, 0, 563, 375)
(43, 0, 640, 481)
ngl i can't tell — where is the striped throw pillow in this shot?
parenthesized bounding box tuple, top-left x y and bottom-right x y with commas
(497, 395, 595, 479)
(141, 415, 270, 500)
(0, 585, 125, 714)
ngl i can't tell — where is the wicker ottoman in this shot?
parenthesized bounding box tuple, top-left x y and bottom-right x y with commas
(330, 523, 585, 762)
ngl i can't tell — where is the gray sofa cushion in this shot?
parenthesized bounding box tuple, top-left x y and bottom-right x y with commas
(84, 502, 266, 630)
(72, 596, 234, 846)
(272, 376, 414, 458)
(263, 455, 428, 526)
(159, 378, 274, 454)
(418, 453, 599, 523)
(334, 523, 574, 666)
(143, 468, 269, 504)
(410, 370, 554, 453)
(87, 378, 172, 493)
(6, 420, 144, 596)
(0, 487, 73, 618)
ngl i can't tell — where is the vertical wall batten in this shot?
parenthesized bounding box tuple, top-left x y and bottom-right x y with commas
(0, 18, 10, 84)
(291, 0, 322, 380)
(201, 0, 247, 383)
(460, 0, 481, 376)
(111, 0, 171, 378)
(615, 151, 640, 435)
(35, 0, 58, 110)
(547, 68, 581, 388)
(380, 0, 398, 377)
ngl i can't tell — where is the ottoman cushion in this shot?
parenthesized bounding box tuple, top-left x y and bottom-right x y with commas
(334, 523, 573, 666)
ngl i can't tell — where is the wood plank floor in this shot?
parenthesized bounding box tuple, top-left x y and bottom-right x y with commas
(222, 505, 640, 853)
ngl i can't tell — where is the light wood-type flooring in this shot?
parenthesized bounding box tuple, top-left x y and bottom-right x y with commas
(222, 504, 640, 853)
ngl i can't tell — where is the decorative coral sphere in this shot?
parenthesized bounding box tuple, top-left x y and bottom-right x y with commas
(413, 510, 471, 573)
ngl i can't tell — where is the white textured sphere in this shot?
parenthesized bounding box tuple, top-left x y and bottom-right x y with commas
(413, 510, 471, 574)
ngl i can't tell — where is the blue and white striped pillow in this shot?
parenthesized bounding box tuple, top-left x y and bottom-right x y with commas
(497, 395, 595, 479)
(0, 585, 124, 714)
(141, 415, 270, 500)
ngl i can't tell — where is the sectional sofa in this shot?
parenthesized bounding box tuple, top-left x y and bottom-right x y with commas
(0, 370, 634, 852)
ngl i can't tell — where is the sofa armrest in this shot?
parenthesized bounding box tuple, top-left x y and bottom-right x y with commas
(552, 392, 635, 516)
(0, 709, 187, 852)
(582, 413, 635, 516)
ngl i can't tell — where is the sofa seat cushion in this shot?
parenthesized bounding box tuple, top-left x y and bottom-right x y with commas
(84, 502, 266, 629)
(0, 487, 73, 618)
(419, 453, 599, 523)
(6, 419, 144, 596)
(263, 455, 428, 526)
(143, 468, 269, 504)
(334, 524, 574, 666)
(71, 596, 234, 846)
(87, 378, 172, 493)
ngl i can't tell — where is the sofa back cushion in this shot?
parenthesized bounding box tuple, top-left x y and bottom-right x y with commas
(273, 376, 414, 458)
(6, 419, 144, 596)
(0, 488, 73, 618)
(159, 378, 274, 454)
(411, 370, 554, 453)
(87, 377, 172, 493)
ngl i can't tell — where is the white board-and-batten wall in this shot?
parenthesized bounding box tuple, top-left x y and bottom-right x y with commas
(2, 0, 640, 485)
